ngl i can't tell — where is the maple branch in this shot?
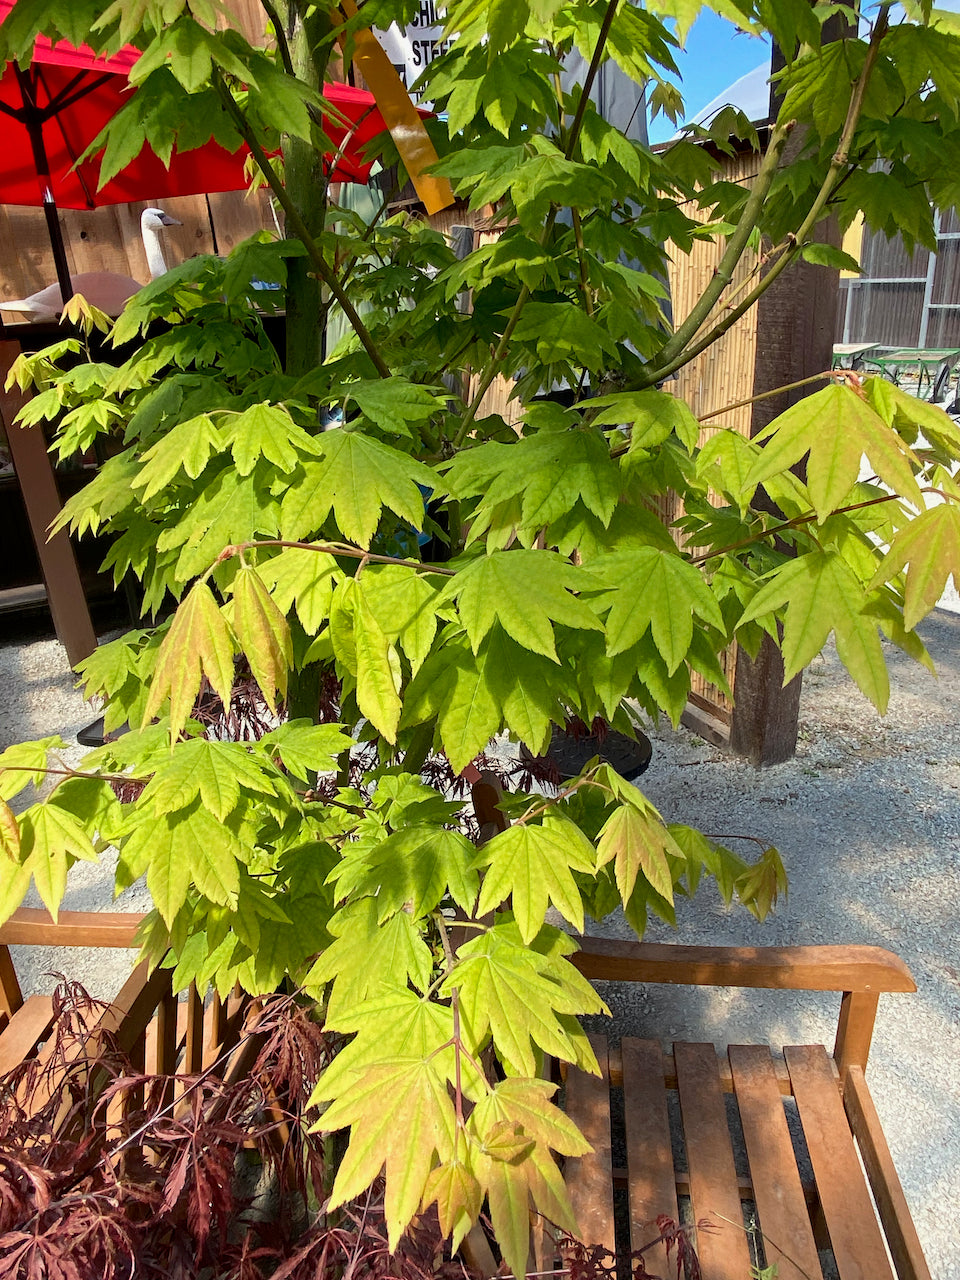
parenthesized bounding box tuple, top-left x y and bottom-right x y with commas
(688, 492, 906, 565)
(698, 370, 844, 422)
(216, 539, 456, 577)
(516, 768, 604, 824)
(702, 833, 773, 850)
(211, 70, 392, 379)
(563, 0, 621, 161)
(646, 114, 794, 377)
(638, 6, 892, 391)
(0, 764, 137, 786)
(259, 0, 294, 76)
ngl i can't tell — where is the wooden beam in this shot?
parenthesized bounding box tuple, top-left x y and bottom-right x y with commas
(0, 340, 96, 667)
(571, 935, 916, 994)
(0, 907, 144, 948)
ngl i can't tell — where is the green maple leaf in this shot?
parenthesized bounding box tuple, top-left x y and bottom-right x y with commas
(746, 382, 923, 521)
(345, 377, 447, 437)
(50, 777, 124, 844)
(739, 551, 889, 709)
(474, 813, 597, 942)
(402, 638, 502, 773)
(354, 593, 402, 742)
(467, 1075, 588, 1274)
(315, 1055, 457, 1249)
(258, 547, 340, 634)
(132, 413, 223, 501)
(360, 566, 443, 675)
(328, 824, 478, 921)
(591, 387, 701, 452)
(595, 547, 724, 671)
(313, 986, 457, 1096)
(483, 626, 564, 756)
(442, 919, 606, 1074)
(0, 737, 66, 803)
(445, 429, 621, 534)
(596, 802, 681, 904)
(143, 581, 236, 738)
(0, 860, 31, 930)
(443, 550, 602, 661)
(137, 739, 277, 821)
(231, 564, 293, 713)
(258, 721, 353, 782)
(0, 800, 19, 864)
(18, 802, 99, 921)
(221, 402, 319, 476)
(421, 1159, 482, 1254)
(865, 376, 960, 459)
(696, 429, 763, 506)
(868, 503, 960, 630)
(170, 468, 277, 582)
(304, 897, 434, 1022)
(122, 800, 243, 926)
(280, 430, 435, 548)
(509, 301, 616, 368)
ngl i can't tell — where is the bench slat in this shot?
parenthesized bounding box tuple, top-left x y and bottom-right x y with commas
(729, 1045, 825, 1280)
(563, 1034, 616, 1254)
(675, 1041, 753, 1280)
(785, 1045, 896, 1280)
(0, 994, 55, 1074)
(621, 1037, 678, 1272)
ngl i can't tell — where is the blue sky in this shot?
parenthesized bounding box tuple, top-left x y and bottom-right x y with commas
(646, 12, 770, 144)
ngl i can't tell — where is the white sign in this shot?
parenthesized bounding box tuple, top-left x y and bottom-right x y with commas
(376, 2, 451, 94)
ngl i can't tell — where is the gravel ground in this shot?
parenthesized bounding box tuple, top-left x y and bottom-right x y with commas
(1, 609, 958, 1275)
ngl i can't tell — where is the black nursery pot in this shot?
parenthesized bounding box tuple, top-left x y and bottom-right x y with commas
(524, 724, 653, 783)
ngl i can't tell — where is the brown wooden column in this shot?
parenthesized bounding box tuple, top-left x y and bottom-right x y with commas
(729, 16, 851, 766)
(0, 339, 96, 667)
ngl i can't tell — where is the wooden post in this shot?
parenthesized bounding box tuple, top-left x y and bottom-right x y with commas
(0, 339, 96, 667)
(728, 20, 849, 765)
(834, 989, 880, 1082)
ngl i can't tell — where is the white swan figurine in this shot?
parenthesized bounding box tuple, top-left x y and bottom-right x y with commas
(0, 207, 182, 322)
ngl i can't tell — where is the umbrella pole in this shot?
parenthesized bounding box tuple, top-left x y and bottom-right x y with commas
(14, 67, 74, 307)
(42, 190, 74, 306)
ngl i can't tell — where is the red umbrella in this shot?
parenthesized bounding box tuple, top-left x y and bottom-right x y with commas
(0, 1, 420, 304)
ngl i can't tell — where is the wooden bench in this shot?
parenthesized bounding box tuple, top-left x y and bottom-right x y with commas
(1, 903, 931, 1278)
(558, 935, 930, 1280)
(0, 907, 254, 1116)
(469, 776, 931, 1280)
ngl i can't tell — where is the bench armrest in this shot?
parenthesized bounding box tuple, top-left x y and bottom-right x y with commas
(0, 907, 145, 949)
(572, 936, 915, 994)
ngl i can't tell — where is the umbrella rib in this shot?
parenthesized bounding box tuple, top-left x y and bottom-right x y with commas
(40, 70, 115, 120)
(34, 66, 109, 208)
